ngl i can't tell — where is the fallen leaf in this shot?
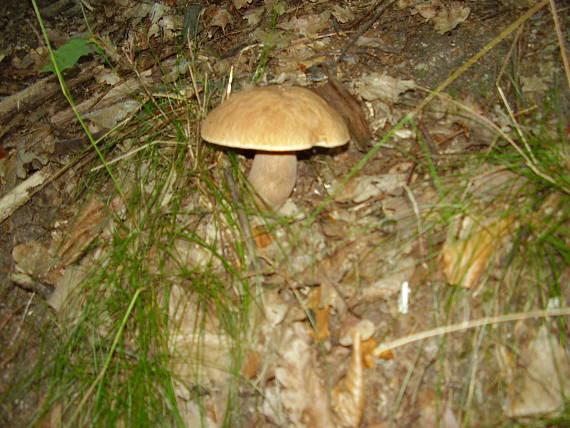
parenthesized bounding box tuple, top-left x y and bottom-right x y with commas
(242, 349, 262, 379)
(417, 388, 460, 428)
(440, 214, 514, 288)
(506, 325, 570, 417)
(253, 225, 273, 248)
(12, 240, 54, 278)
(243, 6, 265, 26)
(355, 73, 416, 102)
(414, 0, 470, 34)
(57, 197, 108, 266)
(269, 323, 336, 427)
(334, 174, 407, 203)
(308, 286, 331, 341)
(278, 12, 331, 37)
(332, 332, 364, 427)
(332, 5, 355, 23)
(233, 0, 254, 9)
(205, 5, 233, 31)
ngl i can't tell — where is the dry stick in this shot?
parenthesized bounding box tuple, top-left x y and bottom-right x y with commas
(549, 0, 570, 89)
(0, 143, 100, 224)
(0, 165, 58, 224)
(373, 307, 570, 357)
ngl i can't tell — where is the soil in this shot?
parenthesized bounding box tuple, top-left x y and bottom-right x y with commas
(0, 0, 567, 426)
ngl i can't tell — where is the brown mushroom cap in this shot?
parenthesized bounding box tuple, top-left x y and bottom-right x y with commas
(200, 86, 350, 151)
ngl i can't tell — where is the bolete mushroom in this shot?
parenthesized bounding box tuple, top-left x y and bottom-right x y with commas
(200, 85, 350, 209)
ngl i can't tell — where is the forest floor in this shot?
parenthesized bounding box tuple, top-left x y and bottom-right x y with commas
(1, 0, 569, 427)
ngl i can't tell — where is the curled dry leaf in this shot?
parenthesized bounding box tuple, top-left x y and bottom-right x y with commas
(269, 323, 335, 427)
(331, 332, 364, 428)
(308, 285, 331, 341)
(360, 337, 390, 367)
(242, 349, 262, 379)
(440, 214, 515, 288)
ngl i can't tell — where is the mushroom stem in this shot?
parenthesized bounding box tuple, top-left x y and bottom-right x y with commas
(247, 152, 297, 209)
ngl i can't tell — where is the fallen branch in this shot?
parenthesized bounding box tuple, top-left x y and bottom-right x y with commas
(0, 75, 58, 123)
(0, 165, 58, 224)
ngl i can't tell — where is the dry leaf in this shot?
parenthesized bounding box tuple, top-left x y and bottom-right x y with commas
(506, 325, 570, 417)
(57, 197, 108, 266)
(440, 215, 514, 288)
(355, 73, 416, 102)
(414, 0, 470, 34)
(311, 76, 371, 151)
(362, 337, 394, 364)
(278, 12, 331, 37)
(417, 388, 460, 428)
(308, 286, 331, 341)
(242, 349, 262, 379)
(270, 323, 336, 427)
(362, 257, 416, 300)
(205, 5, 232, 30)
(244, 6, 265, 26)
(332, 332, 364, 427)
(12, 241, 54, 278)
(331, 5, 355, 23)
(253, 225, 273, 248)
(233, 0, 253, 9)
(334, 174, 407, 203)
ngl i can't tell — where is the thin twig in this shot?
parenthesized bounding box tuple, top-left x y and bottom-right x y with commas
(373, 307, 570, 357)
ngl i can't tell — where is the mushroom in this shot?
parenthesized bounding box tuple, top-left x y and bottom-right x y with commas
(200, 85, 350, 209)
